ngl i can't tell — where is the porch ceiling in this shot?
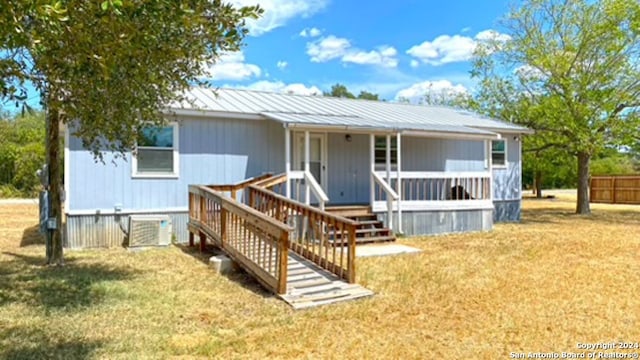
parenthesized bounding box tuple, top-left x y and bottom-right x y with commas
(261, 112, 499, 139)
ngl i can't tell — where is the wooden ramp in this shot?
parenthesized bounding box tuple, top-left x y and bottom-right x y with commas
(281, 253, 373, 309)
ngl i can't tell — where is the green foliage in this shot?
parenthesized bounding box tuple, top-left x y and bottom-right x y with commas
(324, 83, 356, 99)
(471, 0, 640, 212)
(357, 91, 379, 101)
(591, 152, 638, 176)
(0, 112, 46, 197)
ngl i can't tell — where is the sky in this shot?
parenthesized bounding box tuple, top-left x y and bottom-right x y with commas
(3, 0, 514, 112)
(212, 0, 514, 101)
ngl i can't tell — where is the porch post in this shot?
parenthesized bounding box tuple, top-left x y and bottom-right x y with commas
(396, 132, 403, 233)
(370, 134, 375, 210)
(284, 127, 291, 198)
(304, 130, 310, 205)
(386, 134, 393, 231)
(486, 139, 494, 201)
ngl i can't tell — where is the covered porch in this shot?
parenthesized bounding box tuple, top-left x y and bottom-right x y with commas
(274, 116, 499, 236)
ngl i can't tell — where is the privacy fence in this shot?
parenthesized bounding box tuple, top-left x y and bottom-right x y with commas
(590, 175, 640, 205)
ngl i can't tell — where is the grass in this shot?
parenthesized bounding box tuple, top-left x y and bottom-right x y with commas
(1, 195, 640, 359)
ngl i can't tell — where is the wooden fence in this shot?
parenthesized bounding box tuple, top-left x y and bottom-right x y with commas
(590, 175, 640, 205)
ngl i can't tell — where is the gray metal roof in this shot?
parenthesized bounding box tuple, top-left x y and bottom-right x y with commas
(168, 87, 530, 136)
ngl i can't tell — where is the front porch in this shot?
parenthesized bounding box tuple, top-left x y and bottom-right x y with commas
(281, 128, 497, 236)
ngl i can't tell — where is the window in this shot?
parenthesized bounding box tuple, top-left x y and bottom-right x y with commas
(132, 123, 179, 177)
(375, 136, 397, 167)
(491, 139, 506, 167)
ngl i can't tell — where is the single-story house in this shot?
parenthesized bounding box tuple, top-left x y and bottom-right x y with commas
(63, 87, 530, 248)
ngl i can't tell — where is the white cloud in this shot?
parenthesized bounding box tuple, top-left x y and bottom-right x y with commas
(410, 59, 420, 68)
(232, 0, 328, 36)
(204, 51, 261, 81)
(407, 29, 510, 66)
(342, 46, 398, 68)
(394, 80, 468, 102)
(241, 80, 322, 96)
(307, 36, 399, 68)
(276, 61, 288, 70)
(307, 35, 351, 62)
(300, 27, 322, 37)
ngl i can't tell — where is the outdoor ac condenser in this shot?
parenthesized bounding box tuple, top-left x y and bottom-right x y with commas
(128, 215, 172, 247)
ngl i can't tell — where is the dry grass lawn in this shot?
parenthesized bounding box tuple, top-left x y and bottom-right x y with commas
(1, 194, 640, 359)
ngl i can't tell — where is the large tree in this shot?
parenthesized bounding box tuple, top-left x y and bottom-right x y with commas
(1, 1, 261, 265)
(472, 0, 640, 214)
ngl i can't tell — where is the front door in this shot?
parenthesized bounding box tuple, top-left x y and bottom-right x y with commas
(294, 133, 328, 191)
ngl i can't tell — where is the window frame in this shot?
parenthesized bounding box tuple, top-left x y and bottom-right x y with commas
(131, 122, 180, 179)
(374, 135, 398, 170)
(491, 139, 507, 168)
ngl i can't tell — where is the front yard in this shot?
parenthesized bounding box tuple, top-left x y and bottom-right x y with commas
(1, 195, 639, 359)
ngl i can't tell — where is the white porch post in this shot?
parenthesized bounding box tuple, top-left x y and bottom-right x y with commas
(396, 132, 402, 233)
(486, 139, 494, 201)
(370, 134, 375, 210)
(386, 134, 393, 232)
(284, 127, 291, 198)
(304, 130, 310, 205)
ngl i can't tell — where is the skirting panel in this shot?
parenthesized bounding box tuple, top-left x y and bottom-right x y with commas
(65, 212, 189, 249)
(493, 200, 521, 222)
(378, 209, 493, 237)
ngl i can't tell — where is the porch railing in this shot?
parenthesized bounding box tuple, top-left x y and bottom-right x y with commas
(188, 185, 293, 294)
(373, 171, 492, 211)
(248, 184, 357, 283)
(207, 173, 274, 202)
(288, 170, 329, 210)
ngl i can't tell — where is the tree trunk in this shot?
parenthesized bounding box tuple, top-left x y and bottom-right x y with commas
(46, 106, 64, 265)
(576, 151, 591, 215)
(535, 170, 543, 199)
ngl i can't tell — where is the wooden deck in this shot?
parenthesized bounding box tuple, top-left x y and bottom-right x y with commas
(281, 253, 373, 309)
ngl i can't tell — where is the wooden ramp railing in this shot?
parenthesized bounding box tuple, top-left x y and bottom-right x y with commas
(188, 185, 293, 294)
(248, 185, 358, 283)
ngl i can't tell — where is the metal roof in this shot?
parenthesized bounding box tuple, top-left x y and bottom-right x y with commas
(168, 87, 530, 136)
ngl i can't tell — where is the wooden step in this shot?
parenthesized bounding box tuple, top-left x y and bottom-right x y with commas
(325, 205, 371, 217)
(329, 235, 396, 245)
(330, 227, 391, 238)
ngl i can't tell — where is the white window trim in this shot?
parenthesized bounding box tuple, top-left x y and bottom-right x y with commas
(131, 122, 180, 179)
(491, 139, 507, 169)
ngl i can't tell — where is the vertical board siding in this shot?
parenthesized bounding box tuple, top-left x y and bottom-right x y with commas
(327, 133, 369, 204)
(378, 209, 493, 236)
(68, 117, 285, 212)
(492, 136, 522, 201)
(65, 212, 189, 249)
(493, 200, 521, 222)
(401, 137, 485, 171)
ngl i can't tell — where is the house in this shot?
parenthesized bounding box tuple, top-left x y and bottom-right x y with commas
(63, 87, 530, 248)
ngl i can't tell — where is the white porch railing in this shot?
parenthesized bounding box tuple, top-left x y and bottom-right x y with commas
(373, 171, 492, 212)
(288, 170, 329, 210)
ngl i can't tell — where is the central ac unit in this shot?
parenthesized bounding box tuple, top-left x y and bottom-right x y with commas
(128, 215, 172, 247)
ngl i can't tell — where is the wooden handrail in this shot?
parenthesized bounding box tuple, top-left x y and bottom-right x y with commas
(372, 172, 399, 200)
(248, 185, 357, 283)
(188, 185, 293, 294)
(253, 172, 287, 189)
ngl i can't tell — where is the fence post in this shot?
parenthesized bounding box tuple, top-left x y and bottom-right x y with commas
(277, 231, 289, 294)
(347, 224, 356, 283)
(612, 177, 617, 204)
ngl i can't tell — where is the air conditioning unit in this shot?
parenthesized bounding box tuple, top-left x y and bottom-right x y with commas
(128, 215, 172, 247)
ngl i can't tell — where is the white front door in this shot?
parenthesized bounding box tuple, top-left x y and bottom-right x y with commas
(294, 133, 328, 190)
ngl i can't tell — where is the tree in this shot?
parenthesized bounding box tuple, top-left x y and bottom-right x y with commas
(471, 0, 640, 214)
(357, 90, 379, 101)
(324, 83, 356, 99)
(1, 1, 261, 265)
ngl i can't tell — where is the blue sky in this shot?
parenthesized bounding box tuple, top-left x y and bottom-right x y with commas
(214, 0, 513, 100)
(3, 0, 514, 112)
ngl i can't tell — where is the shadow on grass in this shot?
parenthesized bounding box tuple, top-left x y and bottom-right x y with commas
(175, 243, 273, 299)
(0, 326, 102, 360)
(521, 207, 640, 225)
(0, 252, 138, 311)
(20, 224, 45, 247)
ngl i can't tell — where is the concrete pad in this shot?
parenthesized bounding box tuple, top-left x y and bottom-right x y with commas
(355, 244, 422, 258)
(209, 254, 236, 274)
